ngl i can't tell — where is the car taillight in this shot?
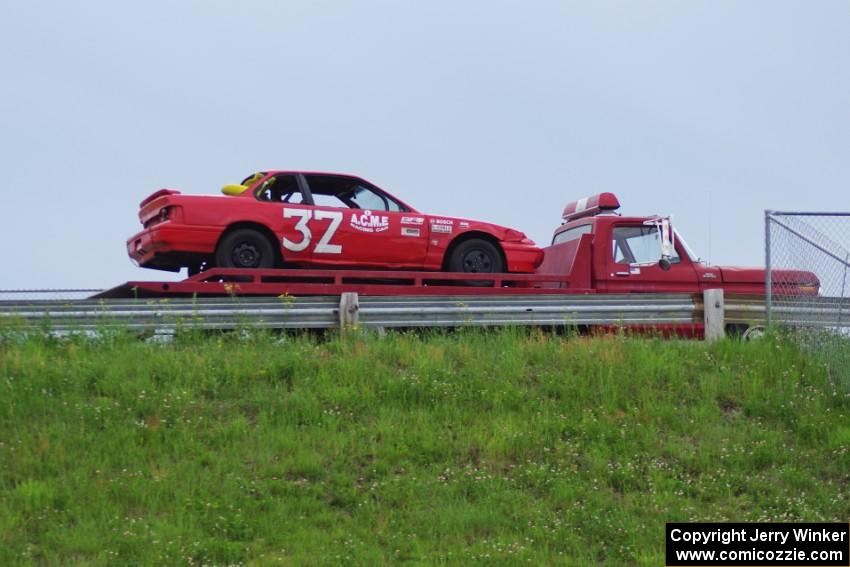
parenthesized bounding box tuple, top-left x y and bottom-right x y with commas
(143, 204, 182, 228)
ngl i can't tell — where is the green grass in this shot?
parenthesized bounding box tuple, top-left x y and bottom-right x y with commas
(0, 328, 848, 565)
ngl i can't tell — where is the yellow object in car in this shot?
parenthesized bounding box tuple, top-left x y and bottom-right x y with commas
(221, 184, 249, 196)
(221, 173, 265, 196)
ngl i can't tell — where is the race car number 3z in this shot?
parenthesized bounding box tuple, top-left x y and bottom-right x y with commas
(282, 208, 343, 254)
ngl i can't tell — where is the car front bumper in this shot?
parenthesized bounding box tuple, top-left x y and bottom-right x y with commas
(502, 241, 545, 273)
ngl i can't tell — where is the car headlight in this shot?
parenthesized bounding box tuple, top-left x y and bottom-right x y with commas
(505, 229, 528, 242)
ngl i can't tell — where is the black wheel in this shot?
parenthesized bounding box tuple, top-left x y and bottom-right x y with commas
(447, 238, 504, 273)
(215, 229, 277, 269)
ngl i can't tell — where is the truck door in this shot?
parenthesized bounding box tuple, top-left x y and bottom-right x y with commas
(603, 223, 699, 293)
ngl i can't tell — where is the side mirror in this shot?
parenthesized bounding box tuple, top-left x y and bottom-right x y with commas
(644, 216, 676, 270)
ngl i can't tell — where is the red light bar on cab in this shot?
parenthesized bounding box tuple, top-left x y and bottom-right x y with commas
(562, 192, 620, 222)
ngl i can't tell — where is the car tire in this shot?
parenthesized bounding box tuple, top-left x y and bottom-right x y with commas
(447, 238, 504, 273)
(216, 229, 277, 269)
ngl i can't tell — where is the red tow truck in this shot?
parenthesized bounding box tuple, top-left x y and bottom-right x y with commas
(112, 191, 818, 299)
(105, 191, 819, 336)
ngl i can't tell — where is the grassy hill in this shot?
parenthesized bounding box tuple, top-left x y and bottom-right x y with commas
(0, 328, 847, 565)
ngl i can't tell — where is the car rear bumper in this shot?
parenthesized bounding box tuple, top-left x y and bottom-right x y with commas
(502, 242, 545, 273)
(127, 223, 220, 270)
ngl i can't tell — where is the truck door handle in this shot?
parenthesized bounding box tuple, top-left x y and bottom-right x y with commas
(614, 271, 630, 277)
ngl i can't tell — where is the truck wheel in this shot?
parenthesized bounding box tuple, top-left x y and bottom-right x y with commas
(742, 326, 766, 341)
(448, 239, 504, 273)
(216, 229, 276, 269)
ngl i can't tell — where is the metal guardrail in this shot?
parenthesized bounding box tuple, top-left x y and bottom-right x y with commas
(353, 294, 696, 328)
(724, 295, 850, 327)
(0, 297, 340, 332)
(1, 292, 847, 336)
(0, 293, 698, 333)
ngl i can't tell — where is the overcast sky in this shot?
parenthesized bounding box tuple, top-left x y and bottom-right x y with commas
(1, 1, 848, 289)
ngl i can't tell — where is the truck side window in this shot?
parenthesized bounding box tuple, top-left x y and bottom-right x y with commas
(552, 224, 592, 245)
(611, 226, 680, 265)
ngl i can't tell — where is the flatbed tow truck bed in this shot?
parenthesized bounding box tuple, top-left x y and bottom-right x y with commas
(94, 267, 593, 299)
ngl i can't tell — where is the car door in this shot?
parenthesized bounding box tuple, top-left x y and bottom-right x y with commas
(302, 174, 429, 268)
(603, 222, 699, 293)
(254, 173, 316, 265)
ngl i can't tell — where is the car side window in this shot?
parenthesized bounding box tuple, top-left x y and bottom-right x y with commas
(611, 226, 680, 265)
(311, 193, 347, 208)
(552, 223, 592, 245)
(349, 185, 391, 211)
(304, 174, 405, 212)
(255, 175, 304, 203)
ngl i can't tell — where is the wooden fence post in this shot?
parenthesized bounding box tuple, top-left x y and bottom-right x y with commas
(703, 288, 725, 341)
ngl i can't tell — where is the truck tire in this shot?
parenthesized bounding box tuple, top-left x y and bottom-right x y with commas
(742, 325, 766, 341)
(448, 239, 504, 273)
(216, 229, 277, 269)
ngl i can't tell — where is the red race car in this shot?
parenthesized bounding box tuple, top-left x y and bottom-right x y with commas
(127, 171, 543, 275)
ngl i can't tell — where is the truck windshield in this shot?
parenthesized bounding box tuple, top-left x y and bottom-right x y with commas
(612, 226, 680, 265)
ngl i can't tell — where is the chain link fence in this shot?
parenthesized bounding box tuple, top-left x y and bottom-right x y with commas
(765, 211, 850, 383)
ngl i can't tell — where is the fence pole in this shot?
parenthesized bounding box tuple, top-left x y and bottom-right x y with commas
(840, 253, 849, 327)
(765, 210, 772, 327)
(703, 288, 725, 341)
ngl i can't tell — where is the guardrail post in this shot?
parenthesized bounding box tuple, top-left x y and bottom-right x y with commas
(339, 292, 360, 329)
(703, 288, 725, 341)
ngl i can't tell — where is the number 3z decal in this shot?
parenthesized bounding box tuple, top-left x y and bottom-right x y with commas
(282, 209, 343, 254)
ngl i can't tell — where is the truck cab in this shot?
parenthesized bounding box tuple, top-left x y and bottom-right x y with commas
(539, 193, 818, 296)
